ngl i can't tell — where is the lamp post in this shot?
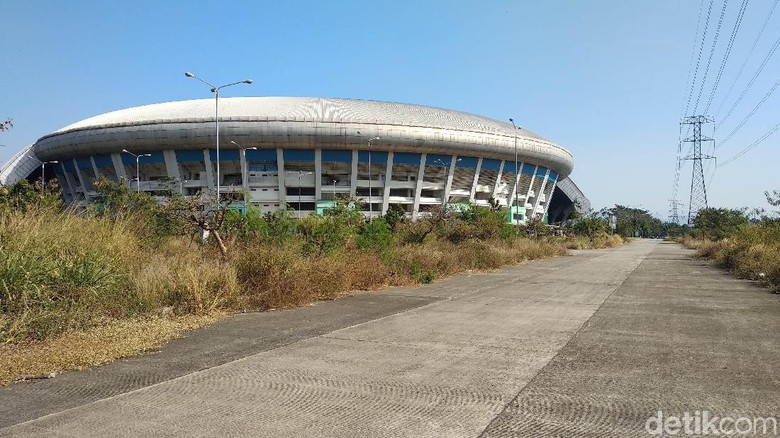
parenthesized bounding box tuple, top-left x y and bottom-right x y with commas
(39, 160, 59, 191)
(230, 140, 257, 207)
(357, 131, 380, 220)
(184, 72, 252, 204)
(509, 118, 521, 224)
(122, 149, 151, 193)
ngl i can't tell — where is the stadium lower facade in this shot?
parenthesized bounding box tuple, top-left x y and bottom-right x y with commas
(0, 97, 590, 223)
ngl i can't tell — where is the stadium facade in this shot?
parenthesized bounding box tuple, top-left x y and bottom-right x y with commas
(0, 97, 589, 223)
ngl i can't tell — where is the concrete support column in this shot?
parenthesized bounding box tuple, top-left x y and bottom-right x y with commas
(524, 165, 539, 201)
(492, 160, 505, 200)
(276, 148, 286, 206)
(314, 149, 322, 201)
(541, 176, 559, 220)
(381, 151, 394, 215)
(443, 154, 457, 204)
(469, 157, 483, 203)
(412, 153, 427, 219)
(72, 158, 89, 201)
(350, 150, 358, 197)
(163, 150, 181, 182)
(507, 163, 525, 209)
(523, 165, 540, 220)
(202, 150, 215, 189)
(239, 150, 248, 191)
(90, 156, 100, 179)
(59, 162, 77, 199)
(111, 153, 127, 181)
(532, 168, 551, 220)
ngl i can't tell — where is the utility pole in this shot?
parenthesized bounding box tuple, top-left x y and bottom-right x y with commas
(681, 115, 715, 225)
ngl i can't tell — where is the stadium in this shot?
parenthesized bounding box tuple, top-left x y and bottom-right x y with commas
(0, 97, 589, 223)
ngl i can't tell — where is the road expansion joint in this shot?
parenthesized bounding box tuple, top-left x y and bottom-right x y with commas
(477, 244, 653, 438)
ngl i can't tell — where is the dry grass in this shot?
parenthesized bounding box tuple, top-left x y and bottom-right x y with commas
(679, 232, 780, 292)
(1, 204, 627, 384)
(562, 234, 625, 250)
(132, 238, 241, 314)
(0, 314, 219, 386)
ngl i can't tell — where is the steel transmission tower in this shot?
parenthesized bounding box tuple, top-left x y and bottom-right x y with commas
(668, 199, 685, 224)
(681, 115, 715, 225)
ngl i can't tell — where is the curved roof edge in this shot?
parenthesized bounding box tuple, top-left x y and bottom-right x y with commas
(556, 177, 591, 214)
(0, 145, 39, 186)
(42, 97, 555, 145)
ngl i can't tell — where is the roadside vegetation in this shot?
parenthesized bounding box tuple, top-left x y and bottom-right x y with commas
(0, 177, 623, 384)
(676, 190, 780, 292)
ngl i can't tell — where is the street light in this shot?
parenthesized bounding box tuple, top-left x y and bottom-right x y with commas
(230, 140, 257, 207)
(184, 72, 252, 204)
(357, 131, 380, 220)
(122, 149, 151, 193)
(39, 160, 59, 191)
(509, 118, 522, 224)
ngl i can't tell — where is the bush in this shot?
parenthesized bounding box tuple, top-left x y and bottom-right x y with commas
(693, 208, 748, 240)
(681, 219, 780, 292)
(356, 218, 394, 253)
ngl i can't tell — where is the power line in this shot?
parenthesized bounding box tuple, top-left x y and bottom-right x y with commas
(717, 74, 780, 147)
(703, 0, 750, 114)
(717, 31, 780, 128)
(714, 0, 779, 117)
(681, 0, 708, 120)
(718, 119, 780, 167)
(684, 0, 716, 118)
(692, 0, 730, 115)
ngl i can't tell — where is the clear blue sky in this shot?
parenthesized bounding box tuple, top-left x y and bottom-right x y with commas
(2, 0, 778, 218)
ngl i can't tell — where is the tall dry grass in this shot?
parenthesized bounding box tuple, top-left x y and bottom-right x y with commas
(561, 233, 624, 250)
(680, 225, 780, 292)
(1, 204, 626, 345)
(0, 208, 240, 343)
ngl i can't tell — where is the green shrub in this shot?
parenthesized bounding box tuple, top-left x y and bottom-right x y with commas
(357, 218, 394, 253)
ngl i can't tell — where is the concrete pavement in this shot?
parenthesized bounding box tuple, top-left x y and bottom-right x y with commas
(1, 240, 778, 437)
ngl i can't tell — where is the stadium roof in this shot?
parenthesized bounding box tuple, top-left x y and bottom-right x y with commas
(46, 97, 554, 144)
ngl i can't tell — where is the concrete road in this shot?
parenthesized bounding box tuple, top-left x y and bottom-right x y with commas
(1, 240, 778, 437)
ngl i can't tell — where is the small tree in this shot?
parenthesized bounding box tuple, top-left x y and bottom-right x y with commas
(693, 207, 748, 240)
(0, 119, 12, 132)
(166, 192, 232, 256)
(0, 179, 62, 213)
(766, 190, 780, 207)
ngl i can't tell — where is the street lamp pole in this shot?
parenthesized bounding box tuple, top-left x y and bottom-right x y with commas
(185, 72, 252, 204)
(122, 149, 151, 193)
(357, 131, 380, 220)
(433, 158, 460, 206)
(39, 160, 59, 191)
(509, 118, 520, 224)
(230, 140, 256, 208)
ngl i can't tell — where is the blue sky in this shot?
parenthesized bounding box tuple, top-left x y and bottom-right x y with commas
(2, 0, 778, 218)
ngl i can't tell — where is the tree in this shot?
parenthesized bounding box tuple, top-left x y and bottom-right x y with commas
(0, 179, 62, 213)
(572, 214, 608, 237)
(598, 205, 663, 238)
(692, 208, 748, 240)
(0, 119, 12, 132)
(766, 190, 780, 207)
